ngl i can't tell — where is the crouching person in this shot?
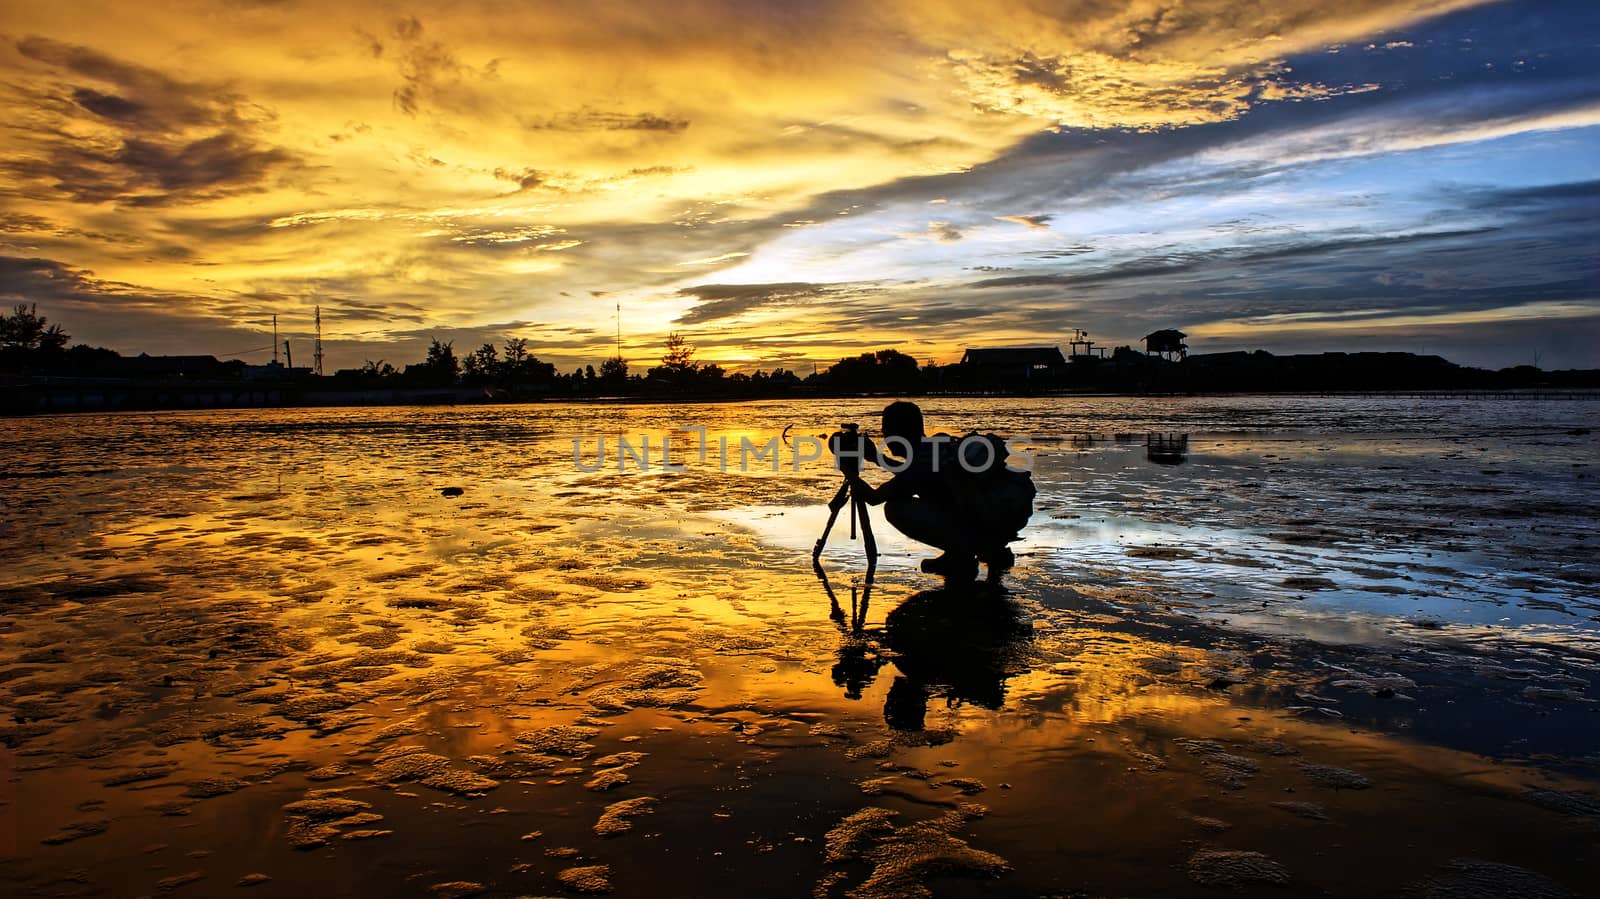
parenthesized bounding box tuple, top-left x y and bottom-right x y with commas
(837, 401, 1035, 583)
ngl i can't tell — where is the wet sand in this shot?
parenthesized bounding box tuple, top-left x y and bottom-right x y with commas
(3, 397, 1598, 897)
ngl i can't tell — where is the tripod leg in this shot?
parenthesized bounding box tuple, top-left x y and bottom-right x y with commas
(855, 572, 873, 633)
(814, 481, 851, 559)
(854, 492, 878, 575)
(813, 557, 844, 621)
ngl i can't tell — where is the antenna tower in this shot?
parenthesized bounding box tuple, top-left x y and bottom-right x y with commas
(272, 314, 279, 364)
(314, 305, 324, 377)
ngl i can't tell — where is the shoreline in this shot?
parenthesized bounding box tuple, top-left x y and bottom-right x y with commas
(6, 384, 1600, 418)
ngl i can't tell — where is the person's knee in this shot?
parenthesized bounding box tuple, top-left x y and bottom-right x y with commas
(883, 499, 925, 541)
(886, 498, 962, 550)
(883, 498, 912, 528)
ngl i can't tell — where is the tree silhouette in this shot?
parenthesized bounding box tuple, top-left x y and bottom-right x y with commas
(503, 337, 528, 368)
(661, 332, 695, 372)
(402, 338, 458, 385)
(463, 342, 499, 382)
(824, 348, 922, 392)
(1, 304, 68, 351)
(427, 339, 458, 375)
(1, 304, 70, 371)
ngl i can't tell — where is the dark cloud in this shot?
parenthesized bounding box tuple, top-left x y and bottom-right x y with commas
(1009, 53, 1071, 94)
(393, 33, 460, 115)
(520, 109, 690, 133)
(392, 15, 423, 42)
(6, 37, 297, 206)
(997, 214, 1052, 229)
(119, 133, 292, 196)
(969, 254, 1204, 289)
(971, 227, 1508, 290)
(0, 256, 450, 366)
(1035, 245, 1093, 259)
(619, 114, 690, 132)
(0, 253, 279, 357)
(0, 213, 131, 247)
(492, 166, 546, 191)
(384, 17, 502, 117)
(0, 212, 55, 232)
(4, 130, 296, 206)
(0, 255, 95, 301)
(1461, 179, 1600, 217)
(17, 37, 239, 131)
(950, 206, 1596, 363)
(70, 87, 145, 120)
(624, 165, 685, 177)
(354, 27, 384, 59)
(1234, 227, 1502, 265)
(1278, 0, 1600, 105)
(1194, 312, 1600, 367)
(674, 281, 836, 324)
(722, 120, 969, 160)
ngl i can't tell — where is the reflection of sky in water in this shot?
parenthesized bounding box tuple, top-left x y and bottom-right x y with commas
(4, 397, 1599, 898)
(720, 419, 1598, 645)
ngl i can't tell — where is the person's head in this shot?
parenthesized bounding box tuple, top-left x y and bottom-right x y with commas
(881, 401, 925, 444)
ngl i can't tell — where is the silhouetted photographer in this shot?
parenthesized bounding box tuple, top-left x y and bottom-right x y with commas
(829, 401, 1035, 583)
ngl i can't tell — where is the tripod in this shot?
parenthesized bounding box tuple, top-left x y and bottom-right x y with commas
(813, 476, 878, 570)
(813, 423, 878, 574)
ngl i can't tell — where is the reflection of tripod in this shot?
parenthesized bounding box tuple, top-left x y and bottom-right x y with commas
(814, 559, 883, 699)
(812, 424, 878, 575)
(813, 558, 874, 633)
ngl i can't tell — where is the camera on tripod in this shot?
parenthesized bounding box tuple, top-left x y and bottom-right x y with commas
(815, 422, 877, 574)
(828, 422, 866, 476)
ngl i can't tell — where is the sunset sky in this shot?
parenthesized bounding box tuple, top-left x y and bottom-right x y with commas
(1, 0, 1596, 372)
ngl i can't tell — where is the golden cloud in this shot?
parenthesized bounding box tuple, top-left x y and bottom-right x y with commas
(0, 0, 1494, 364)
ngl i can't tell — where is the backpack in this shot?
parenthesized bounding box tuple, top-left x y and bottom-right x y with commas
(936, 432, 1036, 543)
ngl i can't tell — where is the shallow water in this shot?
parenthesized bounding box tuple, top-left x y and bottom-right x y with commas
(3, 396, 1599, 897)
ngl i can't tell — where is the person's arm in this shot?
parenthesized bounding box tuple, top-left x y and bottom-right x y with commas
(859, 436, 885, 467)
(847, 470, 917, 505)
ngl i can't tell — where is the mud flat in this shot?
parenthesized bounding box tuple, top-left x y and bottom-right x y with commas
(2, 397, 1597, 896)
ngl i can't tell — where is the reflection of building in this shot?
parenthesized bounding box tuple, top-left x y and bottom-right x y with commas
(1143, 329, 1188, 361)
(1146, 432, 1189, 465)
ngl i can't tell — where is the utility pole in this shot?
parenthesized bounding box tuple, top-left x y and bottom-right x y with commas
(314, 305, 324, 377)
(615, 303, 621, 360)
(272, 314, 279, 365)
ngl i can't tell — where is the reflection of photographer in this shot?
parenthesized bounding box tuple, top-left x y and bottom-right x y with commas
(831, 401, 1034, 583)
(881, 587, 1034, 730)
